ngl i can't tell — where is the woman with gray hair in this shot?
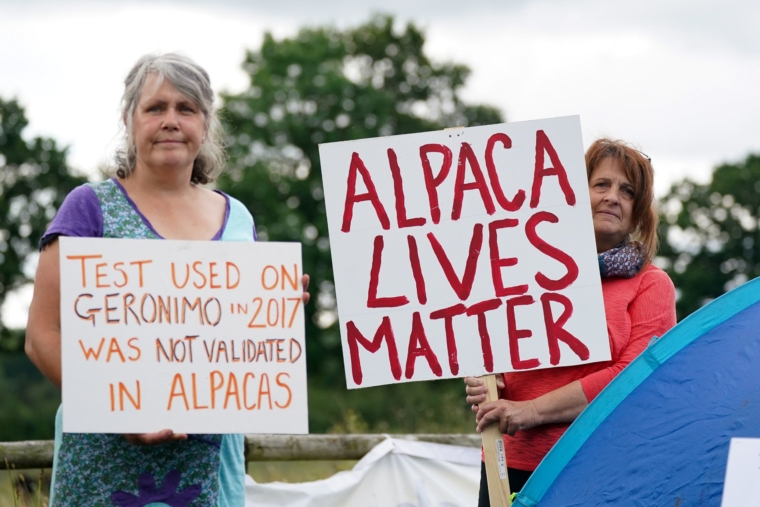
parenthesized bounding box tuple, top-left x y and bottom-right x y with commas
(26, 53, 304, 505)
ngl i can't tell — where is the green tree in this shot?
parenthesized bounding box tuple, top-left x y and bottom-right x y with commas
(0, 97, 83, 440)
(0, 354, 60, 440)
(0, 98, 86, 350)
(219, 15, 503, 391)
(658, 153, 760, 319)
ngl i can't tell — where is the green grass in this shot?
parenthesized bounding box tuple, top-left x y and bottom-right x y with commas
(248, 460, 357, 483)
(0, 469, 50, 507)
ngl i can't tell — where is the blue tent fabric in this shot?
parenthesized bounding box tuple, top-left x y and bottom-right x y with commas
(513, 276, 760, 506)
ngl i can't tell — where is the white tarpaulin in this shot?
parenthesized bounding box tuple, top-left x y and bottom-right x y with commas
(245, 437, 480, 506)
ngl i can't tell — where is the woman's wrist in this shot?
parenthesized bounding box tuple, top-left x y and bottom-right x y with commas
(527, 399, 543, 428)
(530, 381, 588, 426)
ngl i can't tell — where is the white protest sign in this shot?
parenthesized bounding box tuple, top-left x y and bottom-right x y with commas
(721, 438, 760, 506)
(320, 116, 609, 389)
(59, 237, 307, 434)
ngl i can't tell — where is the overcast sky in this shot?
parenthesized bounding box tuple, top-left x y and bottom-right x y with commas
(1, 0, 758, 325)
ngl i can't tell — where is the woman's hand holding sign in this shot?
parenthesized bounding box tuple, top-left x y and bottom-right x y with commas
(465, 375, 539, 435)
(467, 376, 587, 435)
(301, 274, 311, 305)
(476, 400, 540, 436)
(464, 375, 504, 412)
(123, 430, 188, 446)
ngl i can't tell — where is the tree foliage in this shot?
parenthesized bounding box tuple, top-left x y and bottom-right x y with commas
(658, 153, 760, 319)
(0, 98, 86, 350)
(218, 15, 503, 386)
(0, 97, 77, 440)
(0, 353, 60, 440)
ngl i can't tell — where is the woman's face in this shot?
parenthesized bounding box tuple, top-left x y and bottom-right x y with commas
(131, 74, 206, 173)
(589, 158, 635, 253)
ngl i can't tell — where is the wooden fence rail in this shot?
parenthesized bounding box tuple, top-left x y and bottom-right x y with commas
(1, 434, 480, 470)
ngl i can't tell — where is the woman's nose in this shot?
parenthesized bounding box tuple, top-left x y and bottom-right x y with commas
(604, 189, 620, 204)
(161, 109, 179, 129)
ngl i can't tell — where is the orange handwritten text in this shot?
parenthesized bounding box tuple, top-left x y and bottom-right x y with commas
(109, 381, 141, 411)
(66, 256, 151, 289)
(165, 371, 292, 411)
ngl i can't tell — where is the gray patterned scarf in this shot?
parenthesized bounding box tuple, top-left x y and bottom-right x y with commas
(598, 238, 646, 278)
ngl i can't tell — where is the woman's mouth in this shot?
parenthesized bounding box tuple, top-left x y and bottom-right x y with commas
(597, 210, 619, 219)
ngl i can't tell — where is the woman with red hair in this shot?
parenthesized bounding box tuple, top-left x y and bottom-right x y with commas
(466, 138, 676, 504)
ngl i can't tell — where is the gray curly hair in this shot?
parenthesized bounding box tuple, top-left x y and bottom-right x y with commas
(114, 53, 225, 184)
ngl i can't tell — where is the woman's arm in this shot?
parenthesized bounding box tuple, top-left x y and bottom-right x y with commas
(26, 239, 63, 388)
(26, 239, 189, 445)
(25, 186, 102, 387)
(578, 269, 676, 400)
(466, 377, 587, 434)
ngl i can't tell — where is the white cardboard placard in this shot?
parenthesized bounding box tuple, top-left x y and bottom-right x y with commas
(721, 438, 760, 506)
(59, 237, 307, 434)
(320, 116, 610, 388)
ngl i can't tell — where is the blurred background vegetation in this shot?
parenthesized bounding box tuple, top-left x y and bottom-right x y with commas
(1, 14, 758, 442)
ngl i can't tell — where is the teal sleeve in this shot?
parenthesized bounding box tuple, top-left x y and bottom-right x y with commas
(218, 198, 252, 505)
(217, 434, 246, 506)
(221, 196, 255, 242)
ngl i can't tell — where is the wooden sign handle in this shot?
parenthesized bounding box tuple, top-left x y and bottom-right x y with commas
(480, 374, 511, 506)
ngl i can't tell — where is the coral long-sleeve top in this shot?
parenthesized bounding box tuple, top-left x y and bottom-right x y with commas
(500, 264, 676, 472)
